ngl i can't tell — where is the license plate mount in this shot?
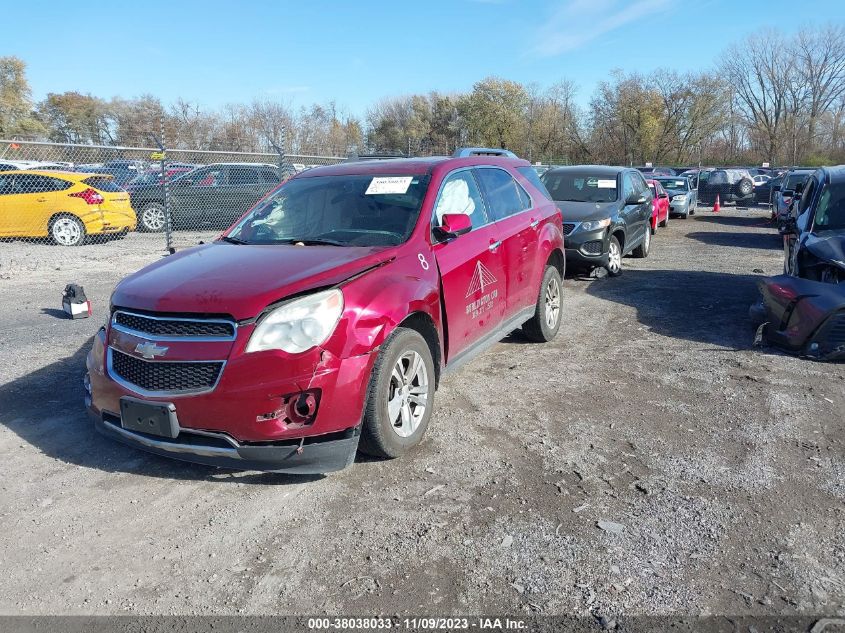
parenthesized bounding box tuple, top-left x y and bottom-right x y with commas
(120, 397, 179, 438)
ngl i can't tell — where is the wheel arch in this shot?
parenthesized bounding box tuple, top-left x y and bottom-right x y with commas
(398, 311, 442, 389)
(611, 227, 626, 252)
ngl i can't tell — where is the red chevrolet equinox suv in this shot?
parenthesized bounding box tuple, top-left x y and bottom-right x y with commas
(85, 148, 565, 474)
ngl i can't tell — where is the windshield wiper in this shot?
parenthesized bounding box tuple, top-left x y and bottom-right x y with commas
(219, 235, 248, 245)
(279, 237, 347, 247)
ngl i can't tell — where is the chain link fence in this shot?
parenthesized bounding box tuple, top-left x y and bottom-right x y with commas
(0, 139, 345, 274)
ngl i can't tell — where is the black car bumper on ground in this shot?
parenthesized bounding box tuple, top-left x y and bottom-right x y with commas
(756, 275, 845, 361)
(91, 408, 361, 474)
(563, 226, 609, 267)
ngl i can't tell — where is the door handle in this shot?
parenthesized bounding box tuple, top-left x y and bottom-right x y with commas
(488, 240, 502, 251)
(530, 218, 540, 228)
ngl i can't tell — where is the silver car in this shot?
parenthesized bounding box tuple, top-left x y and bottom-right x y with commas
(654, 176, 698, 218)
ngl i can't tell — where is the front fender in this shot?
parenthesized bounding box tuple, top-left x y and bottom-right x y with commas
(324, 255, 442, 359)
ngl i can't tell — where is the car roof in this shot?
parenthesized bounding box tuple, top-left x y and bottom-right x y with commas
(0, 169, 111, 179)
(821, 165, 845, 184)
(296, 155, 530, 178)
(544, 165, 630, 176)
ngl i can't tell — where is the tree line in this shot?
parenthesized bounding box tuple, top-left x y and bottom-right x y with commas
(1, 24, 844, 166)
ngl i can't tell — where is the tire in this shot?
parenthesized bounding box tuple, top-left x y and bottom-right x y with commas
(139, 203, 166, 232)
(358, 327, 436, 459)
(632, 224, 651, 258)
(522, 265, 563, 342)
(49, 214, 86, 246)
(737, 178, 753, 197)
(605, 235, 623, 276)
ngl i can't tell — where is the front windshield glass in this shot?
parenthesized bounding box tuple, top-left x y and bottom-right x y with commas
(655, 178, 689, 192)
(541, 171, 619, 203)
(227, 174, 430, 247)
(813, 183, 845, 232)
(785, 173, 810, 191)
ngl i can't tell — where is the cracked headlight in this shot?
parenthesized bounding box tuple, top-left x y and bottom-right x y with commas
(579, 218, 611, 232)
(247, 289, 344, 354)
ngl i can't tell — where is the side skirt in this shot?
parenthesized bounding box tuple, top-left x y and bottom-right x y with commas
(443, 306, 536, 376)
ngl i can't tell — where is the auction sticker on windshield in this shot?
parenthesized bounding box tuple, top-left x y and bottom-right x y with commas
(365, 176, 413, 195)
(597, 179, 616, 188)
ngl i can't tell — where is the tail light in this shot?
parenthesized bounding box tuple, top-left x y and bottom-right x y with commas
(69, 188, 104, 205)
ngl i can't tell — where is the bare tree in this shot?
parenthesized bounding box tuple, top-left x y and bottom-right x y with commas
(794, 25, 845, 157)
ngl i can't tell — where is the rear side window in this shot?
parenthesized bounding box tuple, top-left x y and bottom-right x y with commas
(230, 167, 261, 185)
(474, 167, 528, 221)
(260, 169, 280, 184)
(83, 176, 122, 192)
(11, 174, 72, 193)
(517, 167, 552, 201)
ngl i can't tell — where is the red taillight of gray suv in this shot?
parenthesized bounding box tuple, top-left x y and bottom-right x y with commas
(86, 149, 565, 474)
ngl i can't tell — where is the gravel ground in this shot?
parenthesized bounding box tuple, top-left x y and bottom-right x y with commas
(0, 207, 843, 619)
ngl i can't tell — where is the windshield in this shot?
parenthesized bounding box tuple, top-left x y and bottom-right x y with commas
(127, 172, 160, 186)
(785, 173, 811, 191)
(655, 178, 689, 192)
(227, 174, 430, 247)
(541, 171, 618, 203)
(814, 183, 845, 232)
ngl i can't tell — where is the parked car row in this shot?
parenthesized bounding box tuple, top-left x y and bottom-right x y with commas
(0, 162, 285, 244)
(753, 165, 845, 361)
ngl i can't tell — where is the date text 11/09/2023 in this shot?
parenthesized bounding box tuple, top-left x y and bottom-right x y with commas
(307, 617, 528, 630)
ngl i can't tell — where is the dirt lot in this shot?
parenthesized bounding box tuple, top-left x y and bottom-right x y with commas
(0, 207, 843, 620)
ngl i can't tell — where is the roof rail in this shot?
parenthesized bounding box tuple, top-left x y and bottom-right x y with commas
(452, 147, 518, 159)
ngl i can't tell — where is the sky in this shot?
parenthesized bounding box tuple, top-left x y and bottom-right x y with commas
(5, 0, 845, 118)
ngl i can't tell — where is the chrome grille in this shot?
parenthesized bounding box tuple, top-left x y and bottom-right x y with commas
(109, 349, 223, 394)
(112, 310, 235, 340)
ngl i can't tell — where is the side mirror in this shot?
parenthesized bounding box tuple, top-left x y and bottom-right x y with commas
(434, 213, 472, 240)
(626, 193, 646, 205)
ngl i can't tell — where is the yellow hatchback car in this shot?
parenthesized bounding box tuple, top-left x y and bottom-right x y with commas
(0, 170, 137, 246)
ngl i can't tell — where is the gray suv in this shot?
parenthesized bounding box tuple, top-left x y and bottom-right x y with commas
(541, 165, 653, 276)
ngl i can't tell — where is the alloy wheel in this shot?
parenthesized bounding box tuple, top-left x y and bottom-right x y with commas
(544, 276, 561, 329)
(387, 350, 429, 438)
(142, 206, 166, 231)
(607, 241, 622, 274)
(52, 218, 82, 246)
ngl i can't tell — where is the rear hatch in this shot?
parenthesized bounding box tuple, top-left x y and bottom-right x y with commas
(83, 176, 133, 212)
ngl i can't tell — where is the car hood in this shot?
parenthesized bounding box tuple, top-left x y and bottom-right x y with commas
(805, 232, 845, 269)
(555, 200, 619, 223)
(110, 242, 394, 320)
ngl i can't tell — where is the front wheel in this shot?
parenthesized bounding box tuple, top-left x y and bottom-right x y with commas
(358, 328, 436, 459)
(633, 224, 651, 258)
(522, 265, 563, 342)
(605, 235, 623, 276)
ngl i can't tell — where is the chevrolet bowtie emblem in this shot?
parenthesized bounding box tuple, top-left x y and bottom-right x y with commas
(135, 341, 169, 359)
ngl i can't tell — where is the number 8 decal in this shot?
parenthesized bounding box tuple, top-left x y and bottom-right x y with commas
(418, 253, 429, 270)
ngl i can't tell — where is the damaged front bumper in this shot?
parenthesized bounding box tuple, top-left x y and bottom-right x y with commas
(755, 275, 845, 360)
(89, 406, 360, 474)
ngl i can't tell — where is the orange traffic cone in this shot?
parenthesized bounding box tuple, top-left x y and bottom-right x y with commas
(713, 194, 720, 213)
